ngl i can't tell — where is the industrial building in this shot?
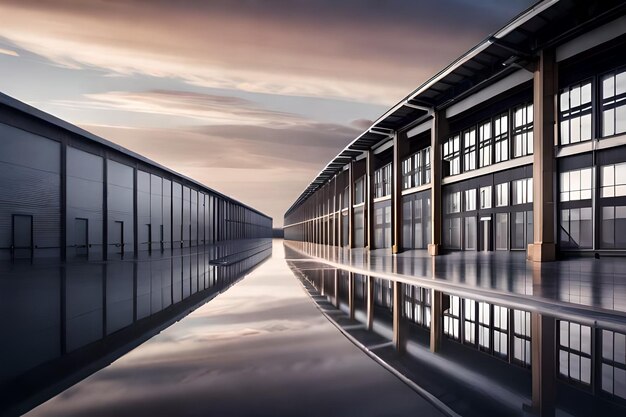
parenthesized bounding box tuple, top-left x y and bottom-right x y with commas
(0, 92, 272, 262)
(284, 1, 626, 416)
(284, 0, 626, 261)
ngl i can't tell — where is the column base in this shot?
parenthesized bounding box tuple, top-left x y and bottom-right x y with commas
(392, 244, 400, 254)
(527, 243, 556, 262)
(428, 243, 440, 256)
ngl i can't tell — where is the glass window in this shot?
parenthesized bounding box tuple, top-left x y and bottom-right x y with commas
(480, 186, 492, 209)
(402, 157, 413, 190)
(447, 191, 461, 213)
(422, 147, 431, 185)
(374, 163, 392, 198)
(354, 177, 365, 205)
(465, 216, 476, 250)
(600, 206, 626, 249)
(443, 135, 461, 176)
(496, 212, 508, 250)
(512, 178, 533, 205)
(465, 189, 476, 211)
(601, 162, 626, 198)
(559, 320, 592, 385)
(478, 120, 492, 168)
(445, 217, 461, 249)
(494, 113, 509, 163)
(513, 103, 533, 157)
(496, 183, 509, 207)
(560, 207, 593, 249)
(560, 81, 593, 145)
(601, 68, 626, 137)
(463, 128, 476, 172)
(560, 168, 593, 201)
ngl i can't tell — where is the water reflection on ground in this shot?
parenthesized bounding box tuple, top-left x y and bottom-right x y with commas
(26, 240, 441, 417)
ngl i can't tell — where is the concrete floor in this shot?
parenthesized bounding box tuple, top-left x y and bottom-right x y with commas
(24, 240, 444, 417)
(285, 241, 626, 329)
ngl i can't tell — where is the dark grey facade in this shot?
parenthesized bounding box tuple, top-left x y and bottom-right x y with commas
(0, 93, 272, 262)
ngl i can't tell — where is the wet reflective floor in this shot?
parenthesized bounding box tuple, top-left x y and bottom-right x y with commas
(20, 240, 443, 417)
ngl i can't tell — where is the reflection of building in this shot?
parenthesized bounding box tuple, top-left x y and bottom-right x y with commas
(0, 92, 272, 261)
(0, 240, 272, 416)
(284, 1, 626, 260)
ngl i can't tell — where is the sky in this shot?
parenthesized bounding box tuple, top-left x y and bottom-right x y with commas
(0, 0, 536, 226)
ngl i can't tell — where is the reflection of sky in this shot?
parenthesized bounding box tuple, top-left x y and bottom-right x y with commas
(27, 241, 442, 417)
(0, 1, 535, 226)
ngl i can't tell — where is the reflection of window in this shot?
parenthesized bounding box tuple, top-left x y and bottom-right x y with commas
(513, 103, 533, 157)
(512, 178, 533, 205)
(560, 207, 593, 249)
(601, 68, 626, 137)
(559, 320, 592, 385)
(463, 128, 476, 172)
(464, 189, 476, 211)
(403, 284, 431, 328)
(601, 162, 626, 198)
(513, 309, 531, 366)
(560, 168, 592, 201)
(478, 120, 492, 168)
(443, 135, 461, 176)
(560, 81, 592, 145)
(494, 113, 509, 163)
(444, 295, 461, 340)
(600, 329, 626, 400)
(464, 299, 477, 345)
(496, 182, 509, 207)
(493, 305, 508, 359)
(480, 186, 492, 209)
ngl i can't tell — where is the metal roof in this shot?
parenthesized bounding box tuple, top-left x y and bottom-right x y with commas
(0, 91, 272, 221)
(284, 0, 626, 219)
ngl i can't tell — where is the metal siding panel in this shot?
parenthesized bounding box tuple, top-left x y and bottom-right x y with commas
(106, 160, 134, 257)
(66, 147, 103, 260)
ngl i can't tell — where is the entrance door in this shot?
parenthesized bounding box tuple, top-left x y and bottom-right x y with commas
(13, 214, 33, 259)
(75, 218, 88, 256)
(480, 217, 492, 252)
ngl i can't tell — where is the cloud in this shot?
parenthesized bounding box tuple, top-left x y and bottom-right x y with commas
(0, 47, 18, 57)
(81, 117, 359, 225)
(58, 90, 305, 127)
(0, 0, 535, 104)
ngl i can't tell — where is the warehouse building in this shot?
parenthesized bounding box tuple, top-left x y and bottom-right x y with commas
(0, 93, 272, 262)
(284, 0, 626, 261)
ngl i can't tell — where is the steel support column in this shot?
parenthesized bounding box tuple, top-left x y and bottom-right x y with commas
(529, 48, 557, 262)
(366, 150, 375, 250)
(392, 131, 408, 254)
(429, 115, 446, 256)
